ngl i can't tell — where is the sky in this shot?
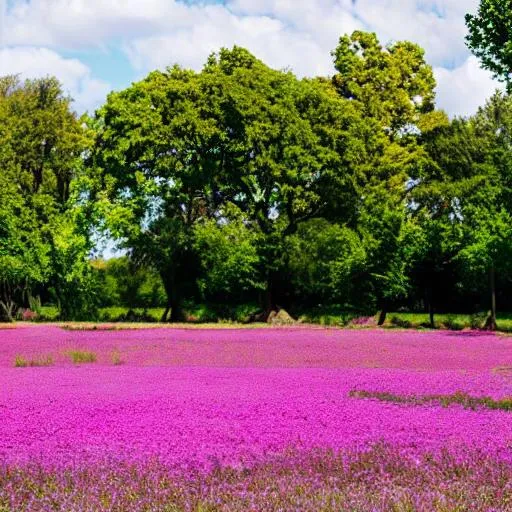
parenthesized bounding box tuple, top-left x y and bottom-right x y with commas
(0, 0, 502, 119)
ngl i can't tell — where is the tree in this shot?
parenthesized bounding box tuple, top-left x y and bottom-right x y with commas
(287, 219, 366, 307)
(331, 31, 443, 324)
(412, 93, 512, 330)
(96, 47, 363, 320)
(466, 0, 512, 91)
(461, 92, 512, 329)
(332, 31, 437, 133)
(95, 64, 230, 321)
(206, 48, 366, 316)
(0, 75, 93, 320)
(411, 118, 480, 326)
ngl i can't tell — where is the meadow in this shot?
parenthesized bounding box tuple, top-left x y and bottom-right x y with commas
(1, 325, 512, 511)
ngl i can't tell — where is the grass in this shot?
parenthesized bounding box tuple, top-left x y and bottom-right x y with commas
(26, 305, 512, 333)
(60, 322, 274, 331)
(385, 312, 512, 332)
(69, 351, 97, 364)
(1, 445, 511, 511)
(110, 350, 124, 366)
(14, 355, 54, 368)
(350, 390, 512, 412)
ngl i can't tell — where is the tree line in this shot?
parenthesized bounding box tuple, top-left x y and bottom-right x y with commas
(1, 2, 512, 327)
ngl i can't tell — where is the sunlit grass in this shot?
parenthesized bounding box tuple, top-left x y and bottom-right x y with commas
(350, 390, 512, 412)
(14, 355, 54, 368)
(110, 349, 124, 366)
(69, 351, 97, 364)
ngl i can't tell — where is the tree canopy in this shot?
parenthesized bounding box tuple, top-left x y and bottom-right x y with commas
(466, 0, 512, 91)
(1, 25, 511, 329)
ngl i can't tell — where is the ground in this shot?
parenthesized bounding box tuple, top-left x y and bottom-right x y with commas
(0, 326, 512, 510)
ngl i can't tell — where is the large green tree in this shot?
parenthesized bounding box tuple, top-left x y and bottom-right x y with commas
(95, 63, 232, 321)
(331, 31, 443, 323)
(96, 47, 364, 320)
(0, 75, 93, 320)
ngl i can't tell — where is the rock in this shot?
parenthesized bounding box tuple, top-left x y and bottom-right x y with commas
(268, 308, 296, 325)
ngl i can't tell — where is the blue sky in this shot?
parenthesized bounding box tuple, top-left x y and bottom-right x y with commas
(0, 0, 501, 117)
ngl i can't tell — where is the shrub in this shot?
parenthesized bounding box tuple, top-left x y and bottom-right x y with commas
(69, 351, 97, 364)
(389, 315, 412, 329)
(442, 315, 465, 331)
(21, 309, 39, 322)
(349, 316, 377, 328)
(470, 312, 488, 330)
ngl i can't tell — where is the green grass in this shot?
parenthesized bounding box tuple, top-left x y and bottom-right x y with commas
(14, 355, 54, 368)
(28, 305, 512, 333)
(387, 312, 512, 332)
(69, 351, 97, 364)
(38, 306, 60, 321)
(350, 390, 512, 412)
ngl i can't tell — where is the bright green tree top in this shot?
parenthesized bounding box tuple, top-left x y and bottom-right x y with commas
(466, 0, 512, 91)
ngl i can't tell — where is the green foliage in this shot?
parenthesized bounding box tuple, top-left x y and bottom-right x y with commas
(0, 75, 93, 321)
(389, 315, 412, 329)
(332, 30, 436, 132)
(288, 219, 366, 306)
(193, 206, 263, 299)
(4, 34, 512, 325)
(466, 0, 512, 91)
(351, 389, 512, 412)
(93, 257, 166, 309)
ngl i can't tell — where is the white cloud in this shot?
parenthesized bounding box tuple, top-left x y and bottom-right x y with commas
(5, 0, 197, 48)
(435, 56, 502, 118)
(0, 46, 110, 113)
(124, 4, 356, 77)
(2, 0, 502, 117)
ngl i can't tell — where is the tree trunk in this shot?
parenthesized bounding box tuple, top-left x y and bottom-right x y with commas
(377, 302, 387, 326)
(427, 284, 435, 328)
(170, 298, 186, 323)
(160, 302, 171, 323)
(0, 300, 15, 322)
(260, 275, 278, 322)
(485, 265, 497, 331)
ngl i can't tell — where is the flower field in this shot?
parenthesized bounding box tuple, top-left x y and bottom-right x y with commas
(1, 326, 512, 510)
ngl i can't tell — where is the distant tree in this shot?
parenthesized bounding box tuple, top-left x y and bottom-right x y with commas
(461, 92, 512, 329)
(466, 0, 512, 91)
(412, 118, 484, 326)
(93, 257, 166, 309)
(412, 93, 512, 330)
(193, 205, 263, 302)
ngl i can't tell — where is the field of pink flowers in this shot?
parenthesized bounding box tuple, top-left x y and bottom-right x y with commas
(1, 326, 512, 510)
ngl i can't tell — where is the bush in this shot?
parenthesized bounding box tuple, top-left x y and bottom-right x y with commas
(389, 315, 412, 329)
(442, 315, 465, 331)
(349, 316, 377, 328)
(470, 312, 488, 330)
